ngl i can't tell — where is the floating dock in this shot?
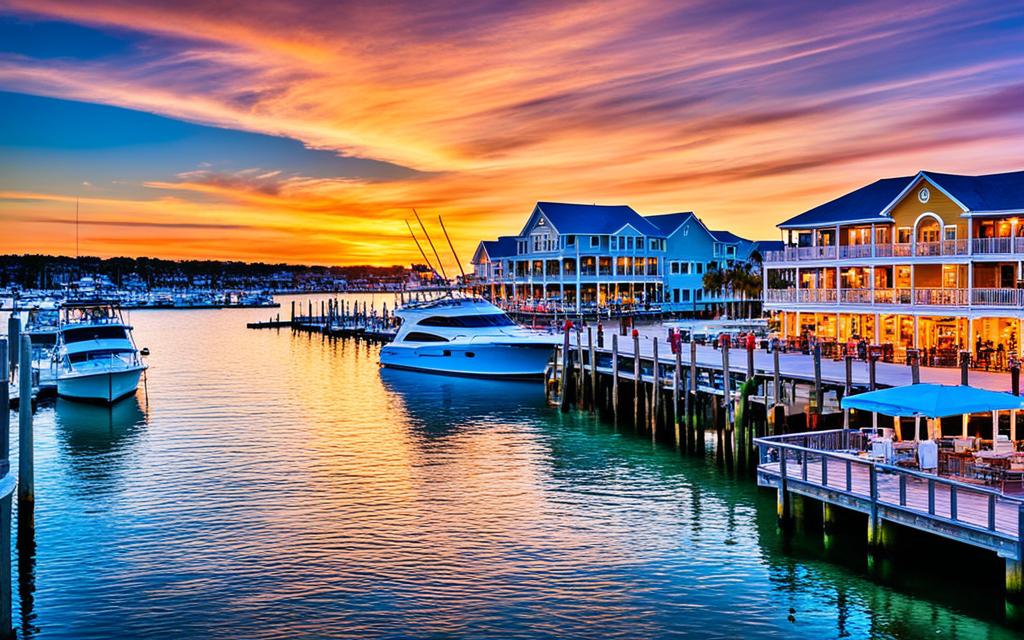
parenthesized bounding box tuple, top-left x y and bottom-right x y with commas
(246, 299, 398, 343)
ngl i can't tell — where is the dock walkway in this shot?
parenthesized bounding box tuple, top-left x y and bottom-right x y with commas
(604, 324, 1013, 392)
(755, 429, 1024, 563)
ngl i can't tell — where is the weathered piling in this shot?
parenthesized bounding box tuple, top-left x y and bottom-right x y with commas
(843, 355, 853, 429)
(721, 340, 734, 470)
(5, 316, 17, 377)
(809, 343, 821, 419)
(690, 340, 699, 449)
(673, 344, 682, 448)
(911, 350, 921, 384)
(651, 338, 660, 439)
(588, 328, 596, 413)
(0, 339, 11, 638)
(559, 325, 571, 413)
(611, 334, 619, 424)
(17, 335, 33, 504)
(632, 331, 641, 429)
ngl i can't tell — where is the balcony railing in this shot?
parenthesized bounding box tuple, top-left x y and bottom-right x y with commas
(766, 286, 1020, 307)
(972, 288, 1024, 306)
(913, 288, 967, 306)
(971, 237, 1024, 254)
(765, 239, 971, 263)
(839, 245, 873, 259)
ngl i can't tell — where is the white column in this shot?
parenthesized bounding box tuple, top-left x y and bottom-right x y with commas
(874, 313, 880, 344)
(913, 314, 919, 349)
(871, 223, 877, 258)
(869, 266, 875, 304)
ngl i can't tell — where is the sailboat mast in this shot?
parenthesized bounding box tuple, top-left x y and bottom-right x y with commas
(405, 220, 437, 277)
(413, 209, 448, 281)
(438, 215, 466, 280)
(76, 197, 80, 259)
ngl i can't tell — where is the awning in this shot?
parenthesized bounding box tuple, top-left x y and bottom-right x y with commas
(840, 383, 1024, 418)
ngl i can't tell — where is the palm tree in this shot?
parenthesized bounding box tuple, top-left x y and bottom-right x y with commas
(702, 267, 726, 317)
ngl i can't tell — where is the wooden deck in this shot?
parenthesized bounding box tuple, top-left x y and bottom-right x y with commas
(614, 325, 1015, 392)
(755, 430, 1024, 561)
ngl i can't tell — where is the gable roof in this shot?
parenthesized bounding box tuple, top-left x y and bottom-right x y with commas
(752, 240, 785, 253)
(709, 230, 749, 244)
(531, 202, 664, 236)
(778, 176, 912, 229)
(480, 235, 517, 259)
(921, 170, 1024, 212)
(644, 212, 695, 235)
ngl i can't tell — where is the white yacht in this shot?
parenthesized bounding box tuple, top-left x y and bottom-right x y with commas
(379, 295, 559, 378)
(55, 301, 147, 403)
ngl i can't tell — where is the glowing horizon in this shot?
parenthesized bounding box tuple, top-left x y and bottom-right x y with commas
(2, 1, 1023, 267)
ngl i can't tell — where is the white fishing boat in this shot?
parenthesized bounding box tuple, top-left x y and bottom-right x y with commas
(379, 295, 560, 378)
(55, 300, 147, 403)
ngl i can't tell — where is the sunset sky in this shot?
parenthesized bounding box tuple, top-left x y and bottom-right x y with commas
(1, 1, 1023, 267)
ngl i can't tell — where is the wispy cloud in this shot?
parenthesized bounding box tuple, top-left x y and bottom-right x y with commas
(1, 0, 1023, 263)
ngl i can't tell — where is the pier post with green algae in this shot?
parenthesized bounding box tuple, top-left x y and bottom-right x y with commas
(1008, 503, 1024, 603)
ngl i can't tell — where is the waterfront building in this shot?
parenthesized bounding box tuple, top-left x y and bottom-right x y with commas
(647, 212, 778, 313)
(762, 169, 1024, 368)
(472, 202, 774, 314)
(472, 202, 668, 308)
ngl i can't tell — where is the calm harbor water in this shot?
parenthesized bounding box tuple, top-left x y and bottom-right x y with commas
(4, 294, 1022, 638)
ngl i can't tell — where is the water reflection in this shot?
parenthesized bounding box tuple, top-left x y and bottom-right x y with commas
(379, 368, 542, 436)
(53, 396, 147, 484)
(5, 296, 1022, 639)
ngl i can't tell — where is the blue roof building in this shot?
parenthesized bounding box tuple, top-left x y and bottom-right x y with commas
(763, 169, 1024, 366)
(473, 202, 770, 315)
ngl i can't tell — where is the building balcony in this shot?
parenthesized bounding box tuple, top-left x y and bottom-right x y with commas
(764, 239, 972, 263)
(972, 237, 1024, 254)
(766, 287, 1024, 308)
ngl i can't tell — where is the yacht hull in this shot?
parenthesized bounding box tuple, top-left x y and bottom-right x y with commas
(379, 343, 554, 378)
(58, 366, 145, 404)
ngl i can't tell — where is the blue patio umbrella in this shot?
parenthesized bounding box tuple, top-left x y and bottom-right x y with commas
(841, 383, 1024, 418)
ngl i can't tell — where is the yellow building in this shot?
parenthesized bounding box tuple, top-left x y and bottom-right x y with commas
(763, 170, 1024, 369)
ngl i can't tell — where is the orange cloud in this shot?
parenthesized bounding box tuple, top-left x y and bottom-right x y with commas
(1, 1, 1023, 265)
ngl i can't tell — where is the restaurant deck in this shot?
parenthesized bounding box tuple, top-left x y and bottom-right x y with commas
(755, 430, 1024, 575)
(620, 324, 1015, 392)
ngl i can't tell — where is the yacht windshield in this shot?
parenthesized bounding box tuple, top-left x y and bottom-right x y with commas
(419, 314, 514, 328)
(63, 326, 129, 343)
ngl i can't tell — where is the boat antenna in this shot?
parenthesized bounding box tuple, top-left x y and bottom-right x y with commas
(405, 219, 438, 278)
(413, 209, 448, 282)
(438, 214, 466, 281)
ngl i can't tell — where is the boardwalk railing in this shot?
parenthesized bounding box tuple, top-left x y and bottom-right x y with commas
(755, 429, 1024, 561)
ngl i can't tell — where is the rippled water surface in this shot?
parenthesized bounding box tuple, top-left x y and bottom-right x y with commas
(5, 295, 1023, 638)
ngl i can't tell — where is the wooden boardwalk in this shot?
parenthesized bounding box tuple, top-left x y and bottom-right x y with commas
(605, 324, 1015, 392)
(755, 430, 1024, 562)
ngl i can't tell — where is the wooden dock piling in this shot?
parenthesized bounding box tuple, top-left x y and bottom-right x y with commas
(0, 339, 12, 638)
(17, 335, 32, 504)
(611, 334, 620, 424)
(5, 316, 17, 378)
(674, 345, 682, 448)
(587, 328, 596, 413)
(632, 331, 641, 430)
(559, 326, 571, 413)
(651, 338, 660, 439)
